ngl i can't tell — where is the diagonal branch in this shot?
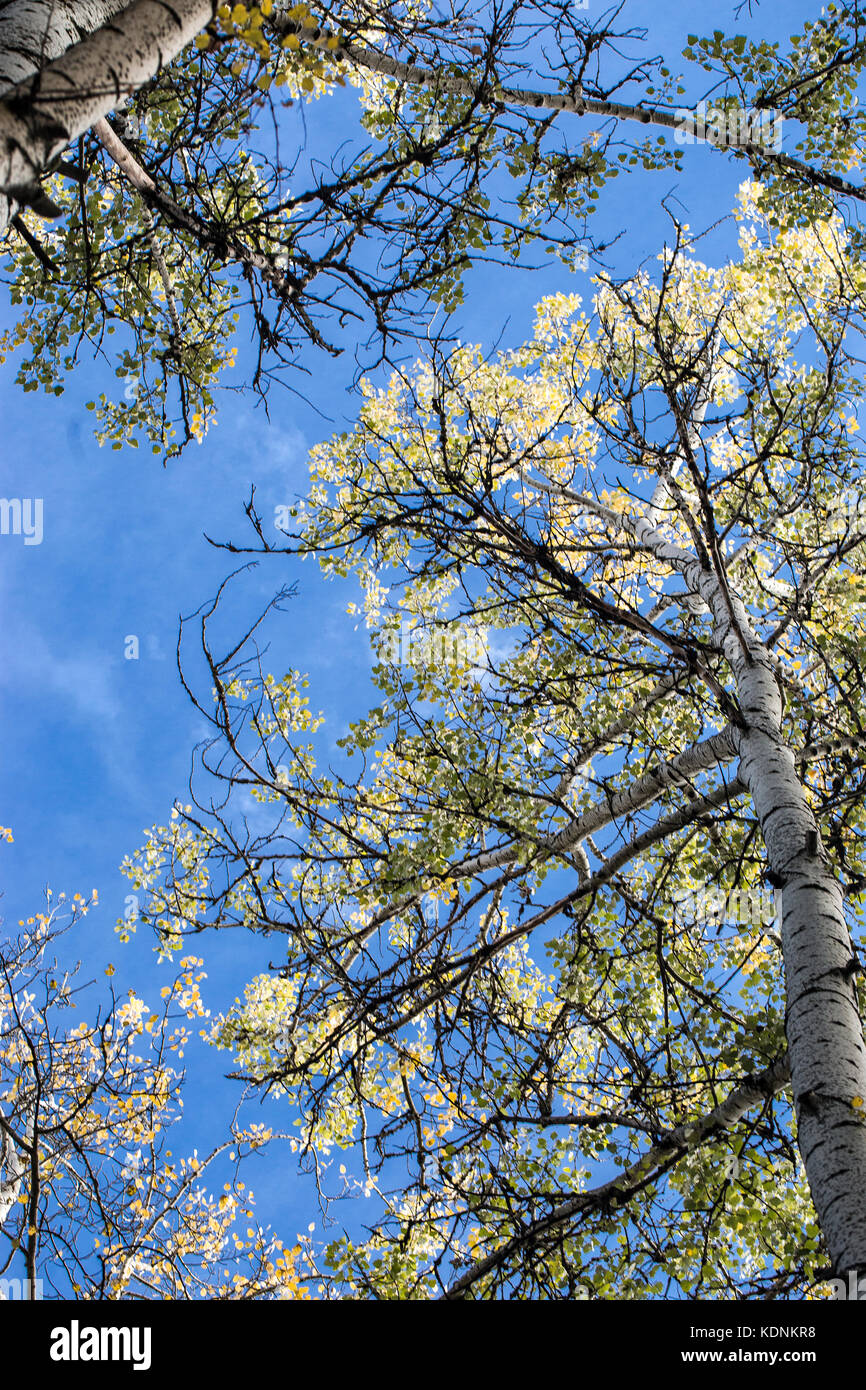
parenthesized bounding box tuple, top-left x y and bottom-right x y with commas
(269, 15, 866, 207)
(440, 1051, 791, 1298)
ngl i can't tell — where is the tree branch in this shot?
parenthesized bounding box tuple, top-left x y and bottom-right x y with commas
(441, 1051, 791, 1297)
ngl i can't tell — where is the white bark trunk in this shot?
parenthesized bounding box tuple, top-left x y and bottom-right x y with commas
(0, 1116, 25, 1228)
(531, 473, 866, 1275)
(0, 1, 130, 95)
(0, 0, 216, 233)
(621, 511, 866, 1279)
(732, 686, 866, 1279)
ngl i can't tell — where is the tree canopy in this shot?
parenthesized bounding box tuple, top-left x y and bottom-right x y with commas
(5, 0, 866, 1305)
(0, 877, 307, 1298)
(122, 185, 866, 1297)
(3, 2, 866, 452)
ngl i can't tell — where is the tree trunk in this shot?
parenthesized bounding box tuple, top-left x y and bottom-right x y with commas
(731, 674, 866, 1280)
(0, 1122, 24, 1230)
(0, 0, 216, 233)
(627, 510, 866, 1280)
(0, 1, 131, 94)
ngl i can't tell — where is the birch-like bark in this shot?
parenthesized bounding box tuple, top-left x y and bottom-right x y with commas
(0, 1, 130, 95)
(91, 116, 308, 317)
(0, 1111, 29, 1300)
(0, 1116, 25, 1230)
(585, 495, 866, 1279)
(0, 0, 217, 234)
(449, 726, 737, 880)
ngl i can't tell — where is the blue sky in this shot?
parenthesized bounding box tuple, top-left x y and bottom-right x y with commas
(0, 0, 833, 1281)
